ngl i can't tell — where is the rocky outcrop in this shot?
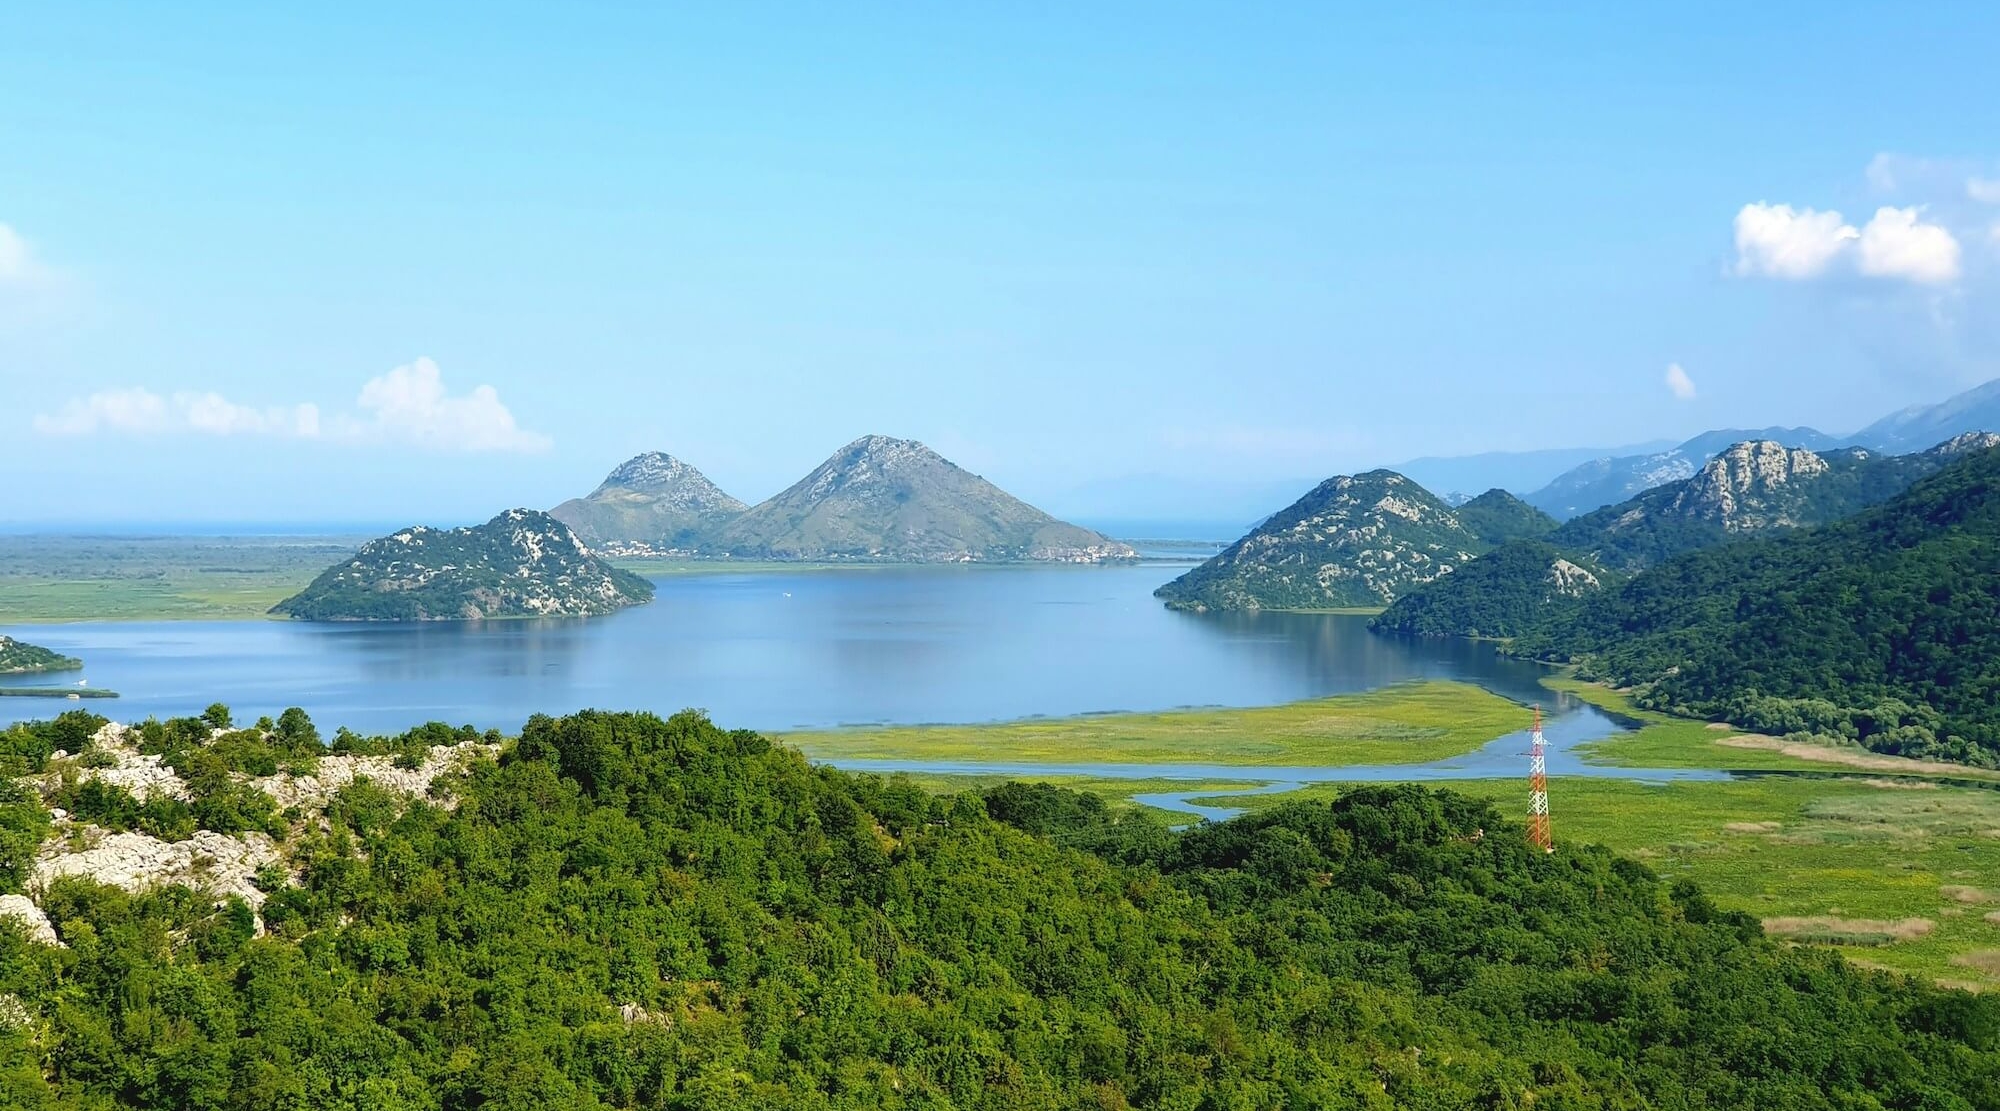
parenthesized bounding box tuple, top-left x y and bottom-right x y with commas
(41, 723, 191, 803)
(1545, 558, 1600, 598)
(0, 894, 61, 947)
(32, 828, 281, 916)
(12, 719, 501, 940)
(252, 740, 497, 810)
(1667, 442, 1832, 530)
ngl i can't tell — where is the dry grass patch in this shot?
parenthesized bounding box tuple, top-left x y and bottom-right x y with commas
(1949, 949, 2000, 976)
(1715, 735, 2000, 779)
(1763, 916, 1935, 947)
(1941, 885, 1997, 905)
(1984, 911, 2000, 925)
(1724, 820, 1781, 833)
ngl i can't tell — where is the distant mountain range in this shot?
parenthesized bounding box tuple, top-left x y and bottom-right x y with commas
(1152, 475, 1552, 611)
(1395, 376, 2000, 522)
(553, 437, 1135, 564)
(1521, 426, 1851, 519)
(1374, 433, 2000, 638)
(1390, 442, 1675, 505)
(271, 510, 654, 621)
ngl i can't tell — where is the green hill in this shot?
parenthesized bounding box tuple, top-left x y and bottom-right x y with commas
(1155, 470, 1486, 611)
(709, 435, 1136, 562)
(1370, 539, 1599, 638)
(0, 636, 81, 675)
(271, 509, 654, 621)
(2, 707, 1993, 1107)
(1452, 487, 1558, 546)
(1517, 443, 2000, 765)
(549, 452, 748, 552)
(1375, 436, 1996, 640)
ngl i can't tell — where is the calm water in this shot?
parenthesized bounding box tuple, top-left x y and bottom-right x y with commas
(4, 562, 1582, 736)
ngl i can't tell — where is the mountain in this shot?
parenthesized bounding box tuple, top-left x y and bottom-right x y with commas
(270, 509, 655, 621)
(1451, 488, 1559, 547)
(1855, 377, 2000, 453)
(1390, 440, 1674, 503)
(0, 636, 80, 675)
(707, 435, 1136, 562)
(1154, 470, 1484, 611)
(1524, 426, 1849, 519)
(1516, 440, 2000, 765)
(1374, 435, 1999, 639)
(548, 452, 747, 552)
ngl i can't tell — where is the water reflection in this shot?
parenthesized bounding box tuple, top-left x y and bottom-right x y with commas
(5, 563, 1584, 736)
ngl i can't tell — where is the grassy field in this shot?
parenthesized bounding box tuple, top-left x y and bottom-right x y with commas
(1179, 775, 2000, 990)
(1550, 676, 2000, 781)
(783, 679, 1531, 766)
(0, 535, 365, 623)
(857, 677, 2000, 988)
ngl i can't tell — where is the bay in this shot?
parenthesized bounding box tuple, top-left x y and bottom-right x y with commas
(5, 562, 1578, 736)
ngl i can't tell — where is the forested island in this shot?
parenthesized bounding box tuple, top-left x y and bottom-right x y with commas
(271, 510, 654, 622)
(2, 705, 1996, 1108)
(0, 638, 81, 676)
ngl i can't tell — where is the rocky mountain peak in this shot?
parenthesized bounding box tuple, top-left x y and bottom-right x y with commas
(1928, 430, 2000, 457)
(597, 453, 696, 493)
(554, 453, 748, 551)
(1668, 441, 1829, 529)
(711, 437, 1133, 563)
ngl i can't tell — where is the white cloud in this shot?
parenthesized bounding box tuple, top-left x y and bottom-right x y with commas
(339, 357, 550, 453)
(33, 358, 548, 452)
(1856, 206, 1961, 285)
(1731, 202, 1858, 279)
(1970, 178, 2000, 205)
(1866, 153, 1911, 193)
(1664, 363, 1697, 401)
(0, 224, 40, 284)
(33, 389, 318, 438)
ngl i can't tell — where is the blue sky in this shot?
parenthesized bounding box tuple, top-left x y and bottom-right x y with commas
(4, 3, 1998, 525)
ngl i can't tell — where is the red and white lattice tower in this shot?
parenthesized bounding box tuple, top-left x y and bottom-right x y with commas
(1527, 705, 1553, 853)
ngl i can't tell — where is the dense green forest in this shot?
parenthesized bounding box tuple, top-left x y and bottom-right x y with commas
(1518, 446, 2000, 765)
(1450, 489, 1557, 548)
(1377, 437, 1996, 645)
(1370, 540, 1591, 639)
(3, 707, 1997, 1108)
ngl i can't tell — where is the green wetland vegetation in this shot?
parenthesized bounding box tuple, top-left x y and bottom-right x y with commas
(3, 705, 1997, 1109)
(931, 679, 2000, 990)
(783, 681, 1523, 767)
(0, 535, 369, 623)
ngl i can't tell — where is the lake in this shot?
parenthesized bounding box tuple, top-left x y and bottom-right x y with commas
(3, 561, 1583, 736)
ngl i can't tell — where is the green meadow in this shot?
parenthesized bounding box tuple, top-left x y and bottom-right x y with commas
(825, 677, 2000, 988)
(783, 679, 1531, 766)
